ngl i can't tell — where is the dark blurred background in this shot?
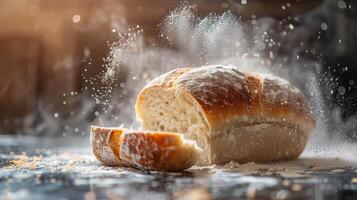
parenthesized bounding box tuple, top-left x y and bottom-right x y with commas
(0, 0, 356, 139)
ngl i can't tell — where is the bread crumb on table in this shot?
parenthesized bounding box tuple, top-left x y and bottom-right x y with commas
(351, 178, 357, 184)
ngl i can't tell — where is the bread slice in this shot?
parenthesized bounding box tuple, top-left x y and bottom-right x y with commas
(90, 126, 201, 171)
(136, 65, 316, 165)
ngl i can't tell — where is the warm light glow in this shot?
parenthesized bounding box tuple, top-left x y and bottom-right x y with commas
(72, 14, 81, 23)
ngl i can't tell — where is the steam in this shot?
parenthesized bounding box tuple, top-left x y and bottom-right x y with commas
(96, 6, 314, 128)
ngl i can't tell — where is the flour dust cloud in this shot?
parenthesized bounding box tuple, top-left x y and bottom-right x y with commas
(54, 1, 356, 161)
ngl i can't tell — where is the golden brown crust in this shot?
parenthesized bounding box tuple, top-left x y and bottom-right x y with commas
(90, 126, 200, 171)
(144, 67, 192, 89)
(260, 73, 314, 126)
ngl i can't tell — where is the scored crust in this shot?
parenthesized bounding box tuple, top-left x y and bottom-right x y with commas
(90, 126, 201, 171)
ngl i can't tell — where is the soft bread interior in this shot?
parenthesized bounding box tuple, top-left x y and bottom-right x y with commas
(137, 88, 211, 165)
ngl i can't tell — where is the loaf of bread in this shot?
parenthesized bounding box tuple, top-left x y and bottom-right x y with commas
(136, 65, 315, 165)
(90, 126, 201, 171)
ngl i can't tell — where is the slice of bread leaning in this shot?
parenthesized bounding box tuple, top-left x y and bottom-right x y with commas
(90, 126, 201, 171)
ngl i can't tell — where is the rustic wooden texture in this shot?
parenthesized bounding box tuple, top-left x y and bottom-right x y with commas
(0, 36, 39, 132)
